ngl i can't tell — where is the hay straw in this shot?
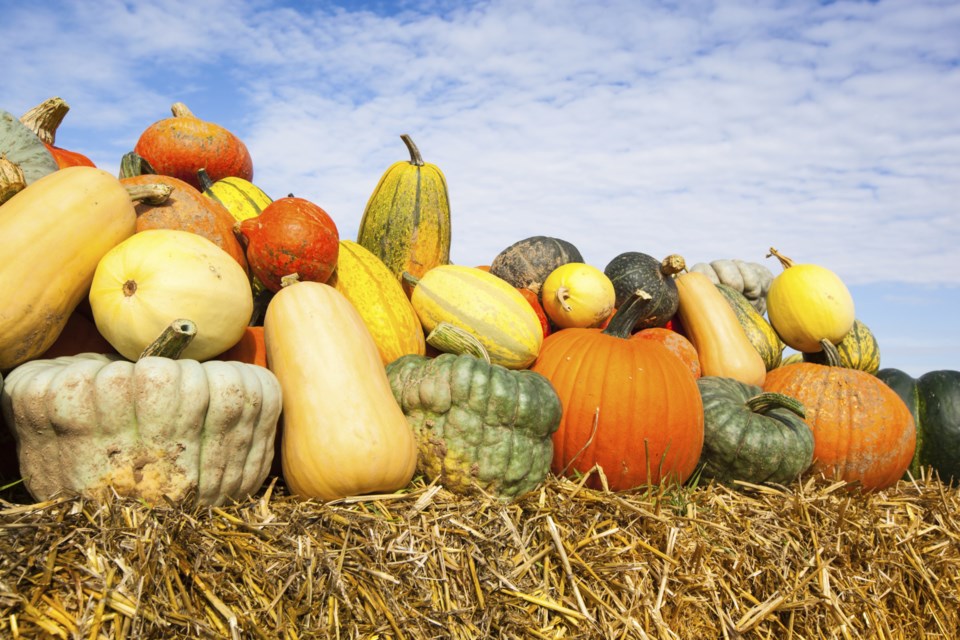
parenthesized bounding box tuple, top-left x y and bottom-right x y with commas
(2, 470, 958, 638)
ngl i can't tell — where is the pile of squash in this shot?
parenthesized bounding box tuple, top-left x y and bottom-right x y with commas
(1, 97, 957, 508)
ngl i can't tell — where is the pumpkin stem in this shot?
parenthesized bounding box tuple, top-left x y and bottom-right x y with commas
(766, 247, 794, 271)
(401, 271, 420, 289)
(819, 338, 844, 367)
(400, 134, 425, 167)
(170, 102, 196, 118)
(139, 319, 197, 360)
(427, 323, 491, 364)
(660, 254, 687, 277)
(0, 154, 27, 205)
(280, 273, 301, 288)
(197, 167, 214, 191)
(602, 289, 654, 339)
(118, 151, 156, 178)
(745, 392, 806, 419)
(19, 96, 69, 145)
(124, 182, 173, 206)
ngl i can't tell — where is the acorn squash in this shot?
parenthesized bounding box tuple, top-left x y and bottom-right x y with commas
(604, 252, 684, 330)
(489, 236, 584, 296)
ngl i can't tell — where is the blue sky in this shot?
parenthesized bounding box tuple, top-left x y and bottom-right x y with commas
(2, 0, 958, 375)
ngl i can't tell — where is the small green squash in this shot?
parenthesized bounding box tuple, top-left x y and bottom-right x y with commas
(386, 352, 562, 500)
(876, 368, 959, 484)
(697, 376, 814, 485)
(803, 318, 880, 374)
(715, 283, 784, 370)
(603, 252, 685, 330)
(489, 236, 584, 296)
(356, 134, 451, 286)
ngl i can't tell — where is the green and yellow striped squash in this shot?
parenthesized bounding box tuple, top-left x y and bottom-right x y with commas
(803, 318, 880, 374)
(356, 135, 451, 287)
(408, 265, 543, 369)
(329, 240, 425, 365)
(715, 283, 784, 371)
(198, 168, 272, 223)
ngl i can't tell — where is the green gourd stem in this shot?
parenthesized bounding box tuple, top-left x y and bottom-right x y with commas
(0, 154, 26, 205)
(118, 151, 156, 179)
(766, 247, 794, 271)
(19, 97, 69, 145)
(427, 322, 491, 364)
(124, 182, 174, 206)
(197, 167, 215, 191)
(400, 134, 425, 167)
(745, 392, 806, 419)
(139, 319, 197, 360)
(660, 254, 687, 277)
(602, 289, 653, 339)
(820, 339, 843, 367)
(402, 271, 420, 289)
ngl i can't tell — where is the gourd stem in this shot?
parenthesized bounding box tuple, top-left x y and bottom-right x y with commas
(401, 271, 420, 289)
(766, 247, 794, 271)
(124, 183, 173, 205)
(139, 319, 197, 360)
(745, 392, 806, 419)
(0, 154, 26, 205)
(171, 102, 195, 118)
(400, 134, 425, 167)
(19, 96, 69, 145)
(197, 167, 214, 191)
(660, 254, 687, 277)
(118, 151, 156, 179)
(555, 286, 573, 312)
(819, 339, 843, 367)
(602, 289, 653, 339)
(427, 323, 491, 364)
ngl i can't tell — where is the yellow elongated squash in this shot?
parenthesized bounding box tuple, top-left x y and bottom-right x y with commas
(0, 166, 137, 369)
(329, 240, 425, 365)
(197, 168, 272, 223)
(264, 281, 418, 500)
(408, 265, 543, 369)
(356, 135, 451, 286)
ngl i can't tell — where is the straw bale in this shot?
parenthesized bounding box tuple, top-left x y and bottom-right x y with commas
(1, 469, 958, 639)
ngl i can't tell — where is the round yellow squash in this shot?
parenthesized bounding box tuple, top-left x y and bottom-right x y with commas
(766, 248, 855, 353)
(329, 240, 425, 365)
(89, 229, 253, 361)
(541, 262, 616, 329)
(264, 281, 418, 500)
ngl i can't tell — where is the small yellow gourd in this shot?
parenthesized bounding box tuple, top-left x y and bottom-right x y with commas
(765, 248, 855, 353)
(541, 262, 616, 329)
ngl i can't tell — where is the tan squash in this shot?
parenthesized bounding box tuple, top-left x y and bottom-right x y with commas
(675, 271, 767, 386)
(0, 166, 137, 369)
(264, 281, 418, 500)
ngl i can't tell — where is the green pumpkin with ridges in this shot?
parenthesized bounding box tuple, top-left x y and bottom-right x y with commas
(603, 252, 684, 330)
(386, 352, 562, 500)
(715, 283, 784, 370)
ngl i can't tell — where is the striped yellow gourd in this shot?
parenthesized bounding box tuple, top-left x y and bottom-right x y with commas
(408, 265, 543, 369)
(198, 168, 272, 223)
(329, 240, 426, 365)
(357, 135, 451, 287)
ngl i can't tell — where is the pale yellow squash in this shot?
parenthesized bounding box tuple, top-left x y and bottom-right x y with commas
(329, 240, 425, 365)
(264, 281, 418, 500)
(0, 166, 137, 369)
(540, 262, 616, 329)
(675, 271, 767, 386)
(89, 229, 253, 361)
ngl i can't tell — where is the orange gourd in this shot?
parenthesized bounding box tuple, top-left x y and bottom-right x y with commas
(214, 326, 266, 367)
(631, 327, 700, 378)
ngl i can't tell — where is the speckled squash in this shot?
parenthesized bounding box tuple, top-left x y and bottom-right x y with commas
(197, 168, 272, 223)
(489, 236, 584, 296)
(803, 318, 880, 374)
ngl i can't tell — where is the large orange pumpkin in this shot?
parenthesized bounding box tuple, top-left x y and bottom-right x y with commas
(531, 292, 704, 490)
(763, 341, 915, 491)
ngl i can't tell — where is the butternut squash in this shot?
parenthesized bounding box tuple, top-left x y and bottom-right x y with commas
(675, 271, 767, 386)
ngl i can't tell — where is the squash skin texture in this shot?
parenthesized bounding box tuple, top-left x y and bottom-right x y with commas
(715, 283, 784, 371)
(0, 109, 59, 184)
(697, 376, 813, 485)
(0, 353, 281, 506)
(386, 353, 562, 500)
(264, 282, 418, 500)
(0, 166, 137, 369)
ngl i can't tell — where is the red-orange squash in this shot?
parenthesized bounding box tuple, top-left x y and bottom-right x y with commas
(631, 327, 700, 378)
(531, 292, 704, 490)
(214, 326, 266, 368)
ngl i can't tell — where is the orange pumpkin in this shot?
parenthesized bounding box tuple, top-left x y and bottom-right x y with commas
(121, 173, 248, 273)
(531, 292, 704, 490)
(134, 102, 253, 191)
(763, 341, 915, 491)
(631, 327, 700, 378)
(517, 287, 550, 339)
(214, 326, 266, 367)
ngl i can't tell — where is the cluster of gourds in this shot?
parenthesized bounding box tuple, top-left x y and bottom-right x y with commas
(1, 98, 957, 510)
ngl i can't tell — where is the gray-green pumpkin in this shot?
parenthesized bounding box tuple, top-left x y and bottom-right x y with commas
(1, 109, 59, 185)
(386, 352, 562, 500)
(697, 376, 814, 486)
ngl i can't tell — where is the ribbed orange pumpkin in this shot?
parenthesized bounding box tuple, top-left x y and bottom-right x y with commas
(631, 327, 700, 378)
(763, 342, 915, 491)
(531, 293, 704, 490)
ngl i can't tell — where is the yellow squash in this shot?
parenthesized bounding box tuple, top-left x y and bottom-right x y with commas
(356, 135, 451, 287)
(198, 168, 272, 223)
(408, 265, 543, 369)
(328, 240, 425, 365)
(675, 271, 767, 386)
(0, 166, 137, 369)
(264, 281, 418, 500)
(540, 262, 616, 329)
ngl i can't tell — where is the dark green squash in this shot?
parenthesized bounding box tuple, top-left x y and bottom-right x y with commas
(697, 376, 814, 485)
(386, 352, 562, 500)
(715, 283, 784, 370)
(489, 236, 583, 296)
(603, 252, 685, 330)
(804, 318, 880, 375)
(876, 368, 959, 484)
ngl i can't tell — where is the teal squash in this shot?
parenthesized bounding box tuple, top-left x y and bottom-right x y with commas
(697, 376, 814, 485)
(386, 352, 562, 500)
(876, 368, 960, 484)
(1, 109, 59, 185)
